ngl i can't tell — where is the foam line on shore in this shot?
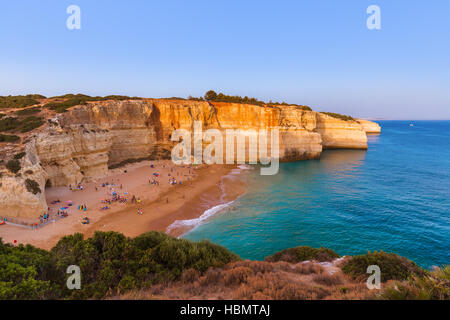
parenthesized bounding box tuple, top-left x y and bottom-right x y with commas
(166, 201, 234, 235)
(167, 165, 250, 236)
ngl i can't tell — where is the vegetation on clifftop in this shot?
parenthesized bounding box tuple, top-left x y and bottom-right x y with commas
(381, 265, 450, 300)
(0, 134, 20, 143)
(187, 90, 313, 111)
(0, 231, 445, 300)
(0, 95, 44, 109)
(44, 94, 141, 113)
(321, 112, 355, 121)
(0, 115, 44, 133)
(341, 250, 426, 282)
(265, 246, 340, 263)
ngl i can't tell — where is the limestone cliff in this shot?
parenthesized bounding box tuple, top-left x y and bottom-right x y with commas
(357, 119, 382, 134)
(316, 113, 368, 149)
(0, 99, 380, 219)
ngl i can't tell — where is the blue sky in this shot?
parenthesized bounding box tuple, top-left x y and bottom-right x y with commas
(1, 0, 449, 119)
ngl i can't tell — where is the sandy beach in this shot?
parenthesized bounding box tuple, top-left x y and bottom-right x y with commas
(0, 160, 247, 250)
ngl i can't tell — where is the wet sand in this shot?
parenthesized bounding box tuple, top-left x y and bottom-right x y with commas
(0, 161, 247, 250)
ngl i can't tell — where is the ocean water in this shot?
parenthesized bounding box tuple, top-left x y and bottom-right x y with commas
(183, 121, 450, 268)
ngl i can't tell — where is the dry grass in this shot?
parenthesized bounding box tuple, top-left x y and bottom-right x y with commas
(313, 273, 345, 286)
(115, 259, 376, 300)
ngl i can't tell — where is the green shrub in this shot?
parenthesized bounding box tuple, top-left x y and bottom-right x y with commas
(25, 179, 41, 194)
(265, 246, 340, 263)
(20, 116, 44, 132)
(45, 94, 140, 113)
(0, 117, 21, 132)
(201, 90, 312, 110)
(102, 95, 140, 101)
(6, 159, 21, 173)
(321, 112, 354, 121)
(204, 90, 218, 101)
(268, 102, 312, 111)
(0, 95, 42, 109)
(14, 152, 26, 159)
(0, 115, 44, 133)
(0, 134, 20, 143)
(15, 107, 41, 116)
(0, 240, 54, 299)
(381, 265, 450, 300)
(341, 250, 425, 282)
(0, 231, 241, 299)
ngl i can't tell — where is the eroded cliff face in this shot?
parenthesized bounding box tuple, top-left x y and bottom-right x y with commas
(316, 113, 368, 149)
(0, 99, 380, 219)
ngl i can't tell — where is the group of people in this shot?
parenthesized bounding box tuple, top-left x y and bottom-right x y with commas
(69, 183, 84, 191)
(39, 208, 68, 224)
(39, 213, 50, 223)
(169, 177, 180, 185)
(131, 195, 141, 204)
(37, 162, 200, 228)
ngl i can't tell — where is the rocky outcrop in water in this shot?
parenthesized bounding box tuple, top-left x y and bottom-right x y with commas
(357, 119, 382, 134)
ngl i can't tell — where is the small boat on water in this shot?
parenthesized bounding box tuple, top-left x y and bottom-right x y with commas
(410, 123, 414, 127)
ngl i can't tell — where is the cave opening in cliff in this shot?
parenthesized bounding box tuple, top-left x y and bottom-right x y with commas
(45, 179, 52, 188)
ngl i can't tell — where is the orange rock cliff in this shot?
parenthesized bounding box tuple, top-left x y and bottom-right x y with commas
(0, 99, 380, 219)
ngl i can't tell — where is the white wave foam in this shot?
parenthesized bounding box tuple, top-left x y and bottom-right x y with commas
(166, 201, 234, 234)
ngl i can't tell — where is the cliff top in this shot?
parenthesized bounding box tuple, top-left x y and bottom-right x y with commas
(0, 93, 363, 147)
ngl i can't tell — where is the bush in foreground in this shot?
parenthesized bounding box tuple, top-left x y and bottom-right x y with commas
(381, 266, 450, 300)
(342, 250, 426, 282)
(265, 246, 340, 263)
(0, 231, 240, 299)
(0, 239, 54, 299)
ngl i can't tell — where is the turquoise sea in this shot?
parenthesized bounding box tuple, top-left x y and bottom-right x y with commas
(183, 121, 450, 269)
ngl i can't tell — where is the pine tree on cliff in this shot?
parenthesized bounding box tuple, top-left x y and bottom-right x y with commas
(204, 90, 217, 101)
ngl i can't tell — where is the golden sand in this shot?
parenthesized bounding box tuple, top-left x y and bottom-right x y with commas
(0, 160, 247, 249)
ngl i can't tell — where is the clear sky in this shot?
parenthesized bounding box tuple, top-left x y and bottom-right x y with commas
(1, 0, 449, 119)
